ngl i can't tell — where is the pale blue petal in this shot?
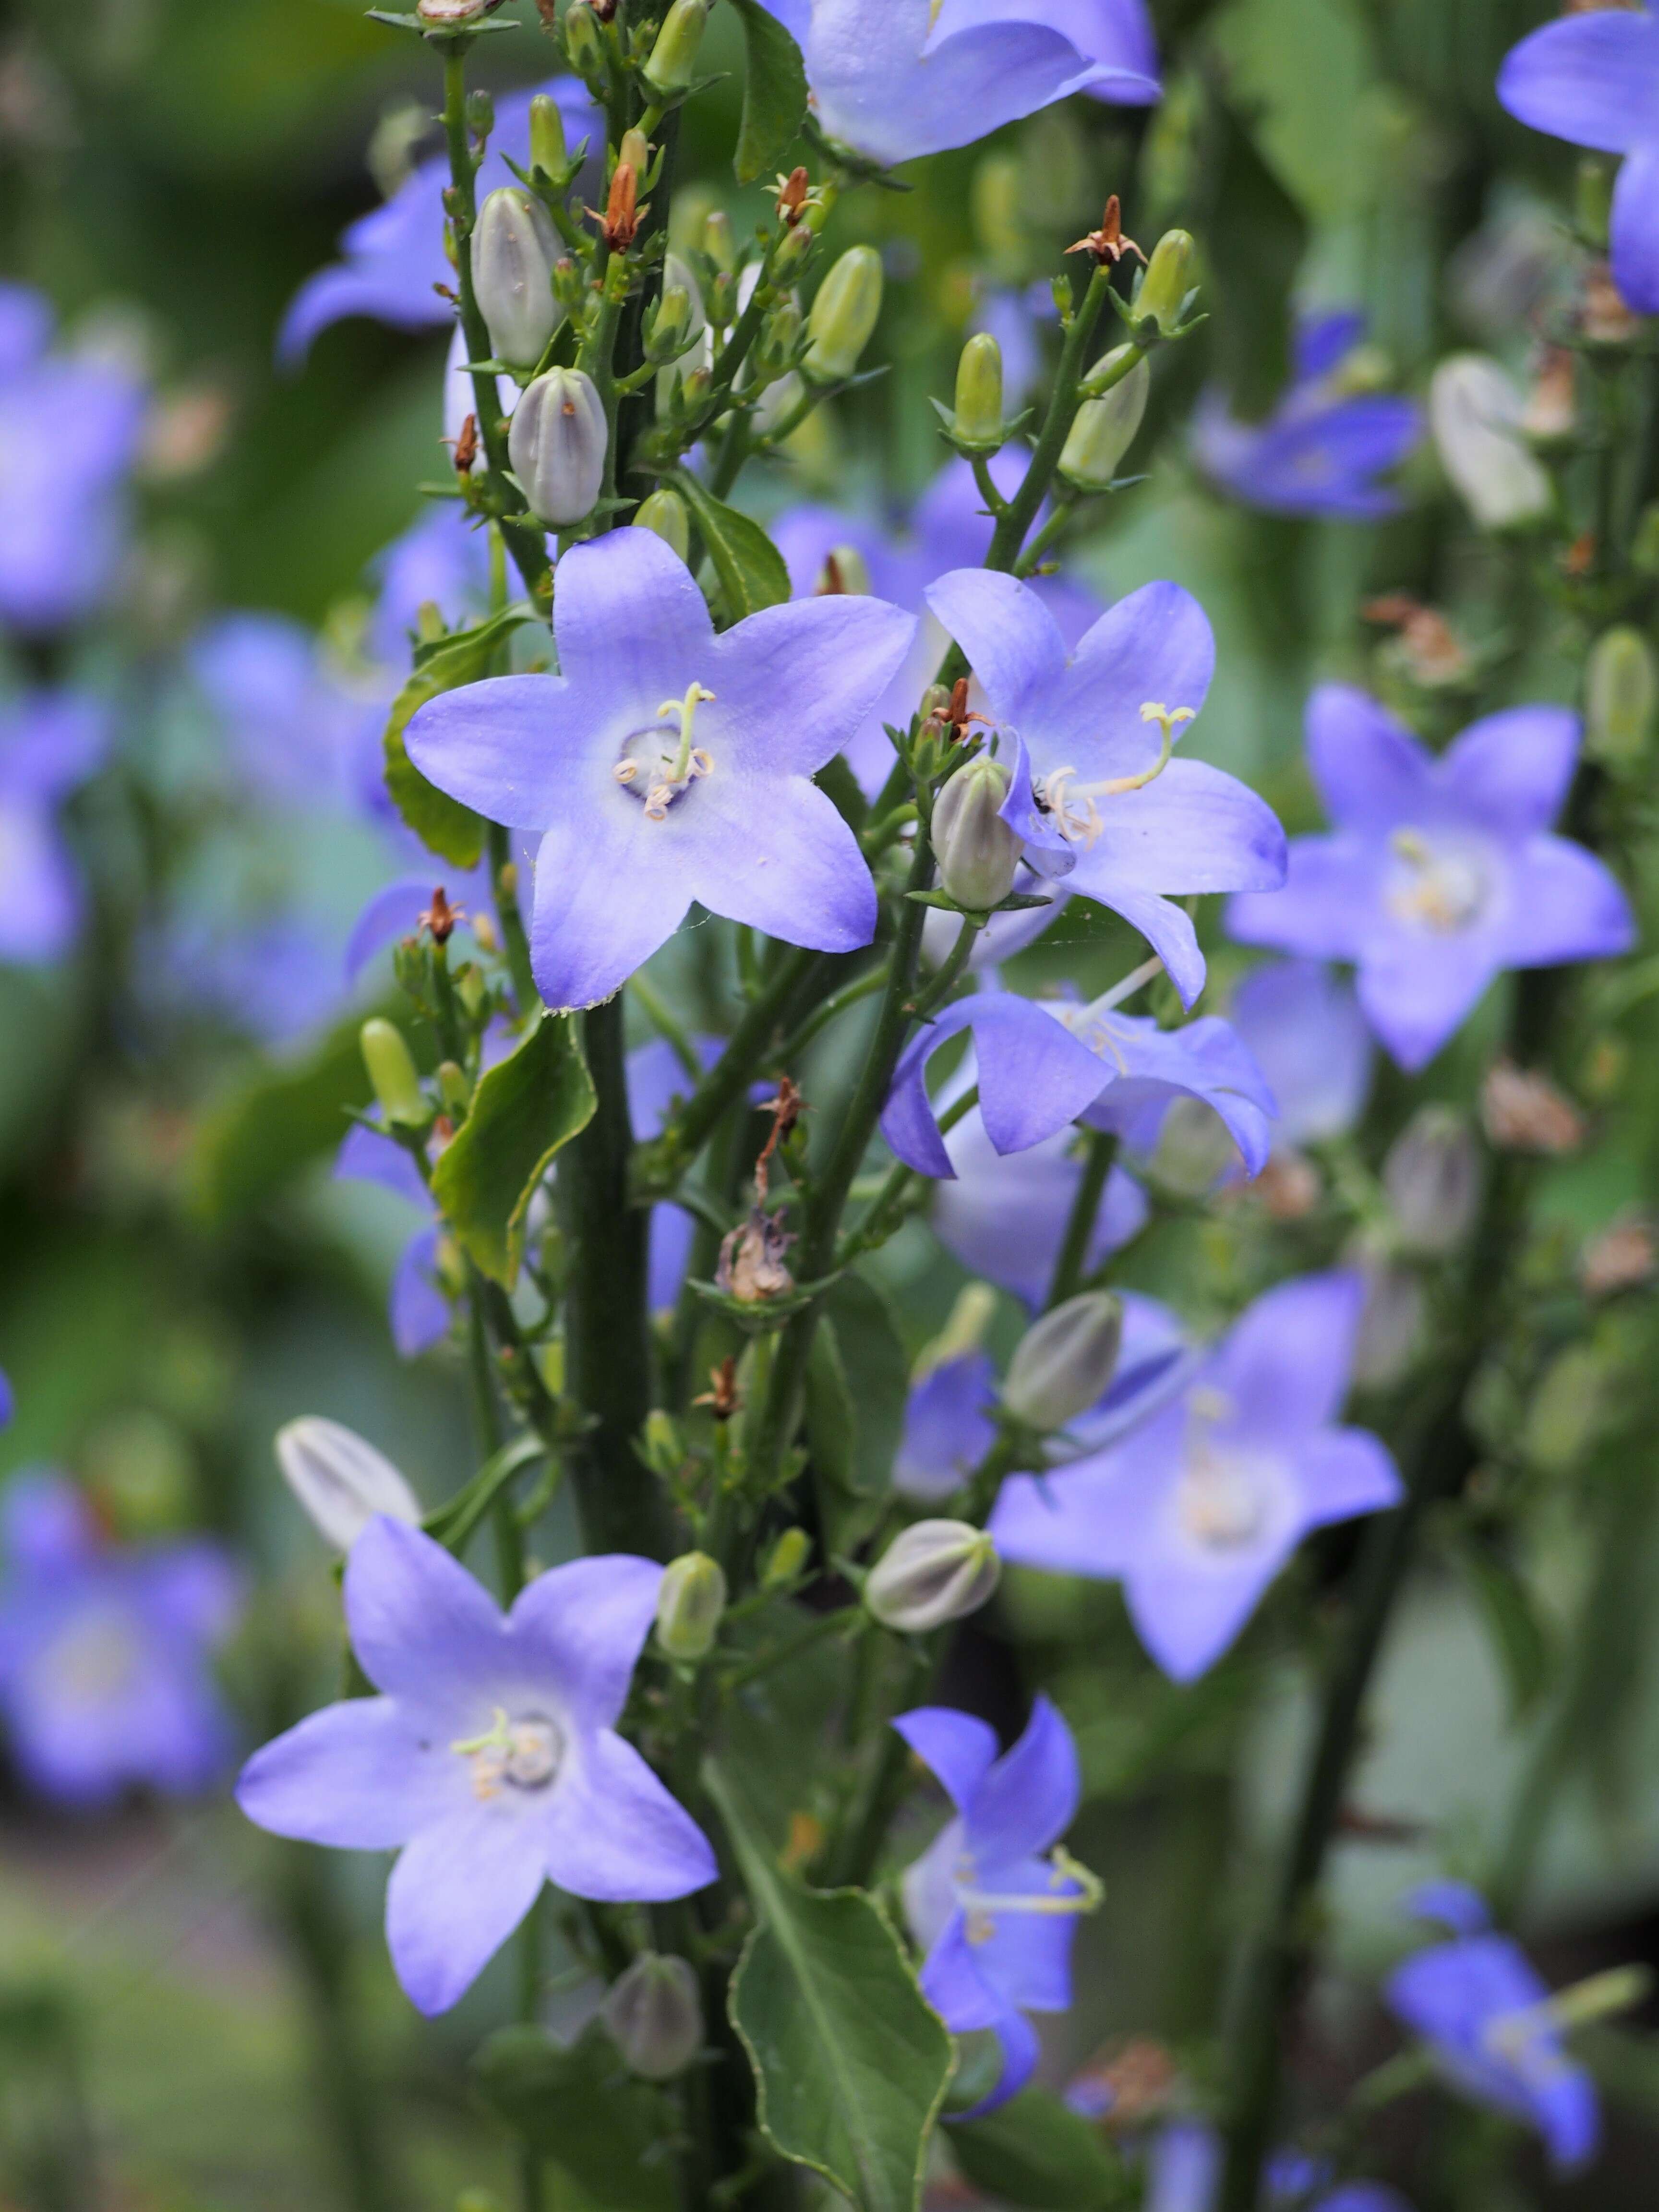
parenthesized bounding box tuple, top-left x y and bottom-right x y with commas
(1306, 684, 1433, 830)
(506, 1555, 663, 1732)
(553, 516, 715, 703)
(391, 1226, 452, 1358)
(1611, 139, 1659, 314)
(405, 673, 580, 831)
(237, 1697, 457, 1849)
(686, 776, 877, 953)
(1438, 705, 1579, 839)
(1125, 1551, 1286, 1681)
(1083, 885, 1207, 1006)
(1406, 1879, 1492, 1936)
(1356, 927, 1500, 1072)
(880, 996, 1110, 1177)
(966, 1695, 1079, 1862)
(893, 1707, 1000, 1813)
(386, 1800, 549, 2014)
(708, 593, 918, 776)
(1497, 9, 1659, 155)
(1214, 1270, 1366, 1441)
(1294, 1428, 1403, 1529)
(925, 568, 1068, 734)
(529, 801, 695, 1012)
(1226, 836, 1375, 962)
(542, 1729, 719, 1900)
(1496, 836, 1635, 969)
(1228, 959, 1373, 1146)
(344, 1517, 507, 1710)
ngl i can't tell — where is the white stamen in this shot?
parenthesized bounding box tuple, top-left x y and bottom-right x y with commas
(451, 1706, 564, 1799)
(1034, 704, 1193, 850)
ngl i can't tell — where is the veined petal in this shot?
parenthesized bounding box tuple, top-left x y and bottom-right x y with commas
(386, 1800, 549, 2014)
(528, 802, 695, 1012)
(553, 529, 716, 707)
(1044, 580, 1216, 774)
(1497, 9, 1659, 155)
(237, 1697, 456, 1849)
(344, 1517, 507, 1709)
(1087, 886, 1207, 1005)
(708, 594, 917, 776)
(918, 1912, 1004, 2032)
(686, 777, 877, 953)
(966, 1694, 1079, 1862)
(406, 673, 580, 832)
(542, 1730, 718, 1901)
(506, 1555, 663, 1733)
(924, 569, 1068, 734)
(879, 996, 1110, 1178)
(1071, 759, 1286, 898)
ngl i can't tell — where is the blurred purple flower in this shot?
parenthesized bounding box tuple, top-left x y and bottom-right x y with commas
(237, 1518, 717, 2014)
(896, 1695, 1089, 2112)
(626, 1035, 721, 1313)
(0, 1372, 10, 1428)
(192, 612, 374, 812)
(991, 1272, 1400, 1680)
(406, 530, 914, 1010)
(1228, 959, 1373, 1148)
(0, 283, 146, 633)
(157, 914, 345, 1047)
(1137, 2119, 1411, 2212)
(278, 82, 600, 364)
(0, 691, 110, 964)
(926, 571, 1286, 1003)
(336, 1122, 452, 1359)
(1384, 1881, 1599, 2176)
(370, 503, 494, 673)
(1227, 686, 1635, 1071)
(1191, 313, 1419, 521)
(343, 866, 495, 983)
(1498, 10, 1659, 313)
(0, 1471, 241, 1808)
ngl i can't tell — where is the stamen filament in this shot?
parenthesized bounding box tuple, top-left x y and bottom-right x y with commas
(957, 1846, 1104, 1918)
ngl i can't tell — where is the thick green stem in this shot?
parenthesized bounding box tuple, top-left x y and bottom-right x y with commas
(1046, 1131, 1118, 1309)
(488, 821, 540, 1020)
(638, 948, 820, 1193)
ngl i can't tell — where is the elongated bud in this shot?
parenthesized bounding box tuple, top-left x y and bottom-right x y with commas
(1382, 1107, 1479, 1256)
(1577, 157, 1613, 254)
(656, 1551, 727, 1660)
(1136, 229, 1194, 335)
(1429, 355, 1551, 530)
(866, 1520, 1000, 1633)
(933, 757, 1020, 910)
(437, 1059, 470, 1118)
(803, 245, 883, 384)
(474, 187, 560, 368)
(619, 126, 650, 179)
(971, 153, 1024, 277)
(643, 0, 710, 100)
(773, 222, 815, 280)
(756, 295, 803, 378)
(1059, 349, 1149, 490)
(1003, 1292, 1123, 1429)
(529, 92, 566, 179)
(1587, 625, 1657, 769)
(954, 332, 1004, 448)
(552, 255, 585, 315)
(508, 366, 606, 526)
(646, 284, 692, 361)
(276, 1417, 422, 1551)
(601, 1954, 704, 2080)
(360, 1018, 428, 1128)
(563, 0, 603, 73)
(703, 208, 737, 273)
(761, 1527, 810, 1590)
(632, 486, 690, 561)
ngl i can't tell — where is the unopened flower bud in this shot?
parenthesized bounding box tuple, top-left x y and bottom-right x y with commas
(803, 245, 883, 384)
(276, 1417, 421, 1551)
(866, 1520, 1000, 1633)
(953, 332, 1004, 448)
(761, 1526, 811, 1589)
(509, 366, 606, 527)
(552, 255, 585, 314)
(1429, 355, 1551, 530)
(360, 1018, 428, 1127)
(437, 1059, 470, 1118)
(529, 92, 566, 179)
(466, 85, 495, 137)
(643, 0, 710, 100)
(1382, 1107, 1479, 1256)
(1577, 156, 1614, 253)
(703, 208, 737, 273)
(632, 486, 690, 561)
(1003, 1292, 1123, 1430)
(1136, 229, 1194, 335)
(755, 295, 803, 377)
(933, 756, 1020, 910)
(773, 222, 815, 280)
(619, 126, 651, 177)
(1587, 625, 1656, 770)
(563, 0, 603, 73)
(1059, 350, 1149, 490)
(475, 187, 560, 368)
(647, 283, 692, 361)
(601, 1953, 704, 2080)
(656, 1551, 727, 1660)
(971, 153, 1024, 279)
(417, 0, 499, 23)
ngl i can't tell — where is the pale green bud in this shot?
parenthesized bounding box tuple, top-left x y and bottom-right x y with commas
(646, 284, 693, 361)
(1587, 625, 1657, 769)
(465, 87, 495, 139)
(702, 208, 738, 274)
(932, 757, 1020, 911)
(474, 187, 560, 366)
(508, 366, 606, 527)
(1136, 228, 1194, 335)
(803, 245, 883, 385)
(632, 487, 690, 563)
(756, 296, 803, 378)
(1059, 349, 1149, 490)
(563, 0, 603, 75)
(360, 1018, 428, 1128)
(552, 255, 585, 315)
(276, 1417, 423, 1552)
(866, 1520, 1001, 1633)
(953, 332, 1004, 448)
(619, 126, 651, 180)
(971, 153, 1024, 278)
(643, 0, 710, 100)
(1382, 1107, 1480, 1256)
(436, 1059, 470, 1118)
(529, 93, 566, 180)
(1003, 1293, 1123, 1430)
(656, 1551, 727, 1660)
(773, 222, 815, 280)
(1577, 156, 1613, 253)
(600, 1953, 704, 2080)
(761, 1527, 811, 1590)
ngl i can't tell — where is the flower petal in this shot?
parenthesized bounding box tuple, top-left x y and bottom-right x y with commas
(1356, 926, 1500, 1072)
(542, 1729, 719, 1901)
(1436, 705, 1579, 839)
(237, 1697, 457, 1849)
(924, 568, 1068, 734)
(506, 1555, 664, 1733)
(406, 673, 579, 832)
(916, 1909, 1002, 2032)
(893, 1707, 1000, 1813)
(1293, 1427, 1403, 1528)
(386, 1800, 549, 2014)
(966, 1694, 1079, 1863)
(552, 522, 715, 702)
(1070, 758, 1287, 898)
(1305, 684, 1433, 830)
(1226, 836, 1375, 962)
(1213, 1270, 1366, 1441)
(686, 778, 877, 953)
(391, 1226, 451, 1358)
(528, 802, 694, 1012)
(1497, 9, 1659, 156)
(344, 1517, 507, 1710)
(1045, 580, 1216, 771)
(1125, 1551, 1287, 1681)
(1496, 835, 1635, 969)
(709, 594, 918, 776)
(1611, 140, 1659, 315)
(1085, 886, 1206, 1005)
(879, 996, 1109, 1178)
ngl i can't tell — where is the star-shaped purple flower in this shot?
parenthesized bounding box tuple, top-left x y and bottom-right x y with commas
(1498, 8, 1659, 313)
(1191, 312, 1419, 521)
(237, 1517, 717, 2015)
(1384, 1881, 1599, 2175)
(926, 572, 1286, 1003)
(896, 1695, 1090, 2113)
(192, 612, 371, 813)
(406, 530, 914, 1011)
(1228, 959, 1373, 1149)
(0, 691, 110, 964)
(0, 1472, 241, 1808)
(990, 1272, 1401, 1680)
(1226, 685, 1635, 1072)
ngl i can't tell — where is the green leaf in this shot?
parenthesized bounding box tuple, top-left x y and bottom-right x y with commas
(671, 469, 791, 621)
(705, 1758, 952, 2212)
(1457, 1537, 1554, 1722)
(471, 2023, 676, 2210)
(806, 1318, 875, 1554)
(725, 0, 809, 185)
(947, 2089, 1131, 2211)
(193, 1007, 401, 1220)
(822, 1272, 908, 1497)
(1199, 85, 1308, 422)
(430, 1013, 595, 1285)
(385, 604, 537, 867)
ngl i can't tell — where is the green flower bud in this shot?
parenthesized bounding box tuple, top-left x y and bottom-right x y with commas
(1003, 1292, 1124, 1430)
(552, 255, 585, 315)
(529, 92, 566, 180)
(632, 487, 690, 562)
(773, 220, 815, 279)
(803, 245, 883, 385)
(702, 208, 738, 273)
(1382, 1107, 1480, 1257)
(474, 186, 560, 368)
(600, 1954, 704, 2080)
(953, 332, 1004, 449)
(647, 284, 693, 362)
(360, 1018, 428, 1128)
(638, 1408, 685, 1478)
(1577, 156, 1613, 253)
(1058, 349, 1149, 491)
(971, 153, 1024, 279)
(866, 1520, 1001, 1633)
(1136, 228, 1195, 335)
(276, 1417, 422, 1552)
(562, 0, 603, 75)
(761, 1527, 811, 1590)
(932, 756, 1020, 911)
(656, 1551, 727, 1660)
(642, 0, 710, 101)
(1587, 624, 1657, 769)
(436, 1060, 470, 1118)
(508, 365, 607, 527)
(465, 88, 495, 140)
(618, 126, 651, 180)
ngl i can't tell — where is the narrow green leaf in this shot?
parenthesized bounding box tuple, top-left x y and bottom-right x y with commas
(705, 1758, 952, 2212)
(471, 2023, 675, 2210)
(431, 1013, 595, 1285)
(725, 0, 809, 185)
(671, 468, 791, 621)
(385, 604, 536, 867)
(1457, 1537, 1554, 1721)
(947, 2089, 1132, 2210)
(823, 1272, 908, 1495)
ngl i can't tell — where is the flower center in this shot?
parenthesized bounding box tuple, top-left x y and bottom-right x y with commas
(1034, 702, 1193, 850)
(1384, 827, 1489, 934)
(954, 1845, 1105, 1947)
(41, 1611, 143, 1707)
(451, 1706, 565, 1799)
(613, 682, 716, 819)
(1177, 1388, 1274, 1551)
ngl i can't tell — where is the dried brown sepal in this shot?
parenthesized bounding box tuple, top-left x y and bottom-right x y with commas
(450, 411, 480, 474)
(420, 885, 464, 945)
(716, 1207, 795, 1302)
(592, 160, 645, 252)
(925, 675, 990, 745)
(694, 1355, 740, 1421)
(1481, 1059, 1586, 1154)
(1067, 194, 1145, 269)
(774, 166, 811, 227)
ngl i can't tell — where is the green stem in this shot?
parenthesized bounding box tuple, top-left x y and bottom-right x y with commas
(639, 948, 821, 1194)
(1046, 1131, 1118, 1309)
(837, 1083, 979, 1265)
(770, 956, 889, 1066)
(489, 820, 540, 1021)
